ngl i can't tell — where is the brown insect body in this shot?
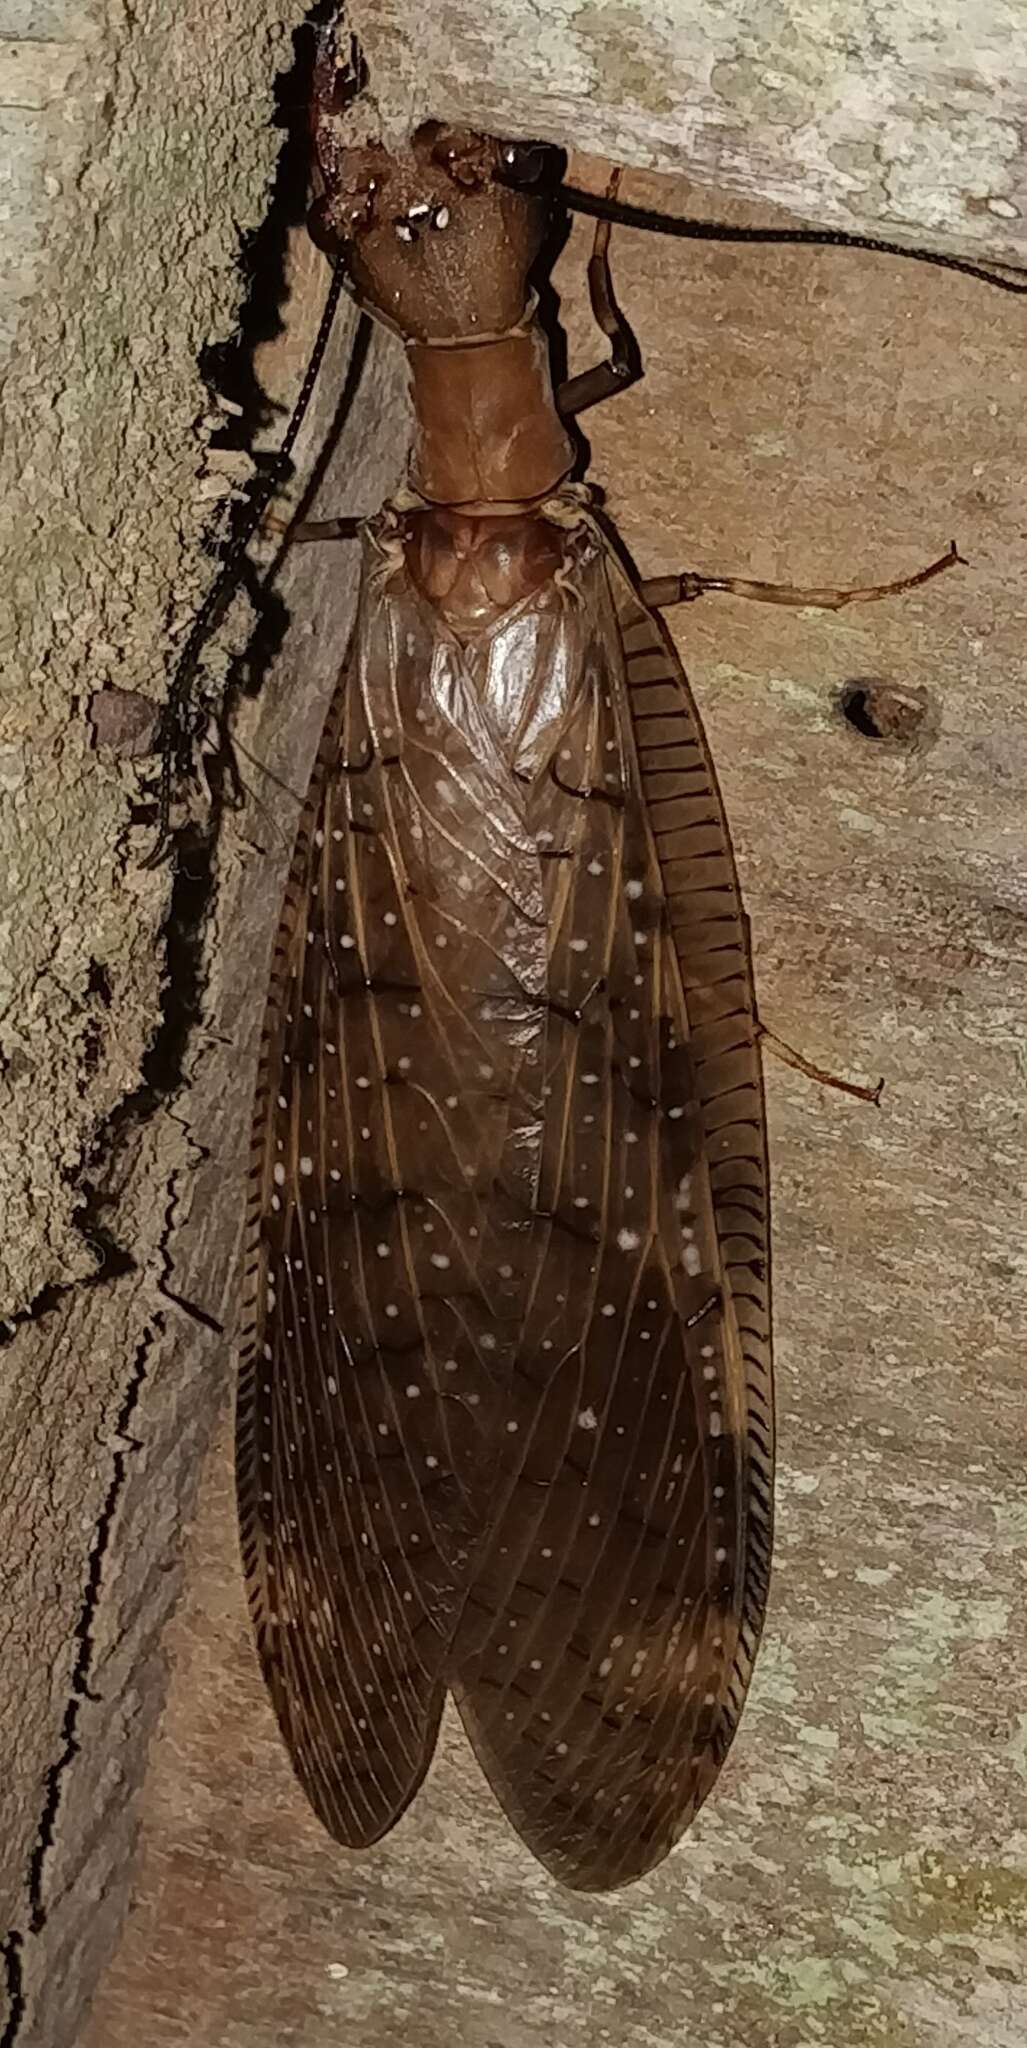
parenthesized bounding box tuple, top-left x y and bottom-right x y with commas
(237, 111, 772, 1890)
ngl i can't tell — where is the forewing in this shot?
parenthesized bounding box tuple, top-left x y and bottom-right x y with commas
(238, 652, 440, 1843)
(452, 540, 772, 1890)
(237, 538, 553, 1845)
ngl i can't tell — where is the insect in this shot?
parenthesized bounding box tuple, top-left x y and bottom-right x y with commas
(225, 25, 1025, 1893)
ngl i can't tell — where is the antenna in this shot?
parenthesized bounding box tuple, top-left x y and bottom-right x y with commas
(562, 183, 1027, 296)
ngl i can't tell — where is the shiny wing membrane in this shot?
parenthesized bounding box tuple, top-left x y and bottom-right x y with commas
(236, 502, 773, 1886)
(451, 533, 773, 1889)
(237, 513, 557, 1843)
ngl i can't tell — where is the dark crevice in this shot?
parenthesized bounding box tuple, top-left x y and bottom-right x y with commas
(839, 683, 889, 739)
(5, 19, 363, 1335)
(148, 0, 334, 774)
(0, 1934, 25, 2048)
(169, 3, 366, 788)
(201, 0, 345, 444)
(1, 808, 217, 1349)
(0, 1229, 134, 1352)
(138, 10, 372, 850)
(141, 824, 215, 1107)
(0, 819, 213, 1352)
(83, 962, 114, 1073)
(0, 1285, 67, 1350)
(86, 959, 112, 1007)
(157, 1284, 224, 1335)
(26, 1319, 159, 1935)
(80, 1025, 103, 1078)
(153, 1143, 224, 1335)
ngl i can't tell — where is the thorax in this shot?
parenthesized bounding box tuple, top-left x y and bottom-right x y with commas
(401, 504, 567, 636)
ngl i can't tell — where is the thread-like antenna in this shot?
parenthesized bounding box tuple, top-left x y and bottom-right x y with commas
(561, 182, 1027, 295)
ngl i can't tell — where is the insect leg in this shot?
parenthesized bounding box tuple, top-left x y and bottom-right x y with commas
(739, 902, 883, 1106)
(262, 513, 364, 544)
(757, 1025, 883, 1106)
(640, 542, 963, 612)
(556, 170, 642, 419)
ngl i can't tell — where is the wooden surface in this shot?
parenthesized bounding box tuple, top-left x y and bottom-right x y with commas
(351, 0, 1027, 266)
(83, 164, 1027, 2047)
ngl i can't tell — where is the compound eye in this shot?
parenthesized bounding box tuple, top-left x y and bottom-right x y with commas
(496, 140, 553, 189)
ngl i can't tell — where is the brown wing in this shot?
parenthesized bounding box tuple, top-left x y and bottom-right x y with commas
(237, 634, 446, 1846)
(237, 505, 772, 1881)
(237, 514, 587, 1844)
(450, 535, 772, 1890)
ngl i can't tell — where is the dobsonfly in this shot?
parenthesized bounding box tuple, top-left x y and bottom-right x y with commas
(217, 26, 1027, 1893)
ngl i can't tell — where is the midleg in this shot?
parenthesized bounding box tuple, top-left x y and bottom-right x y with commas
(757, 1024, 883, 1106)
(641, 544, 963, 613)
(263, 513, 364, 543)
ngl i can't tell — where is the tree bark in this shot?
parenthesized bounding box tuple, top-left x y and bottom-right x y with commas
(0, 7, 405, 2040)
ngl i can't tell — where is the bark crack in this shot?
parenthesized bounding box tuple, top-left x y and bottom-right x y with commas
(0, 1934, 25, 2048)
(155, 1128, 225, 1335)
(26, 1318, 160, 1936)
(0, 816, 218, 1346)
(1, 1316, 158, 2037)
(0, 1227, 136, 1351)
(0, 815, 222, 2031)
